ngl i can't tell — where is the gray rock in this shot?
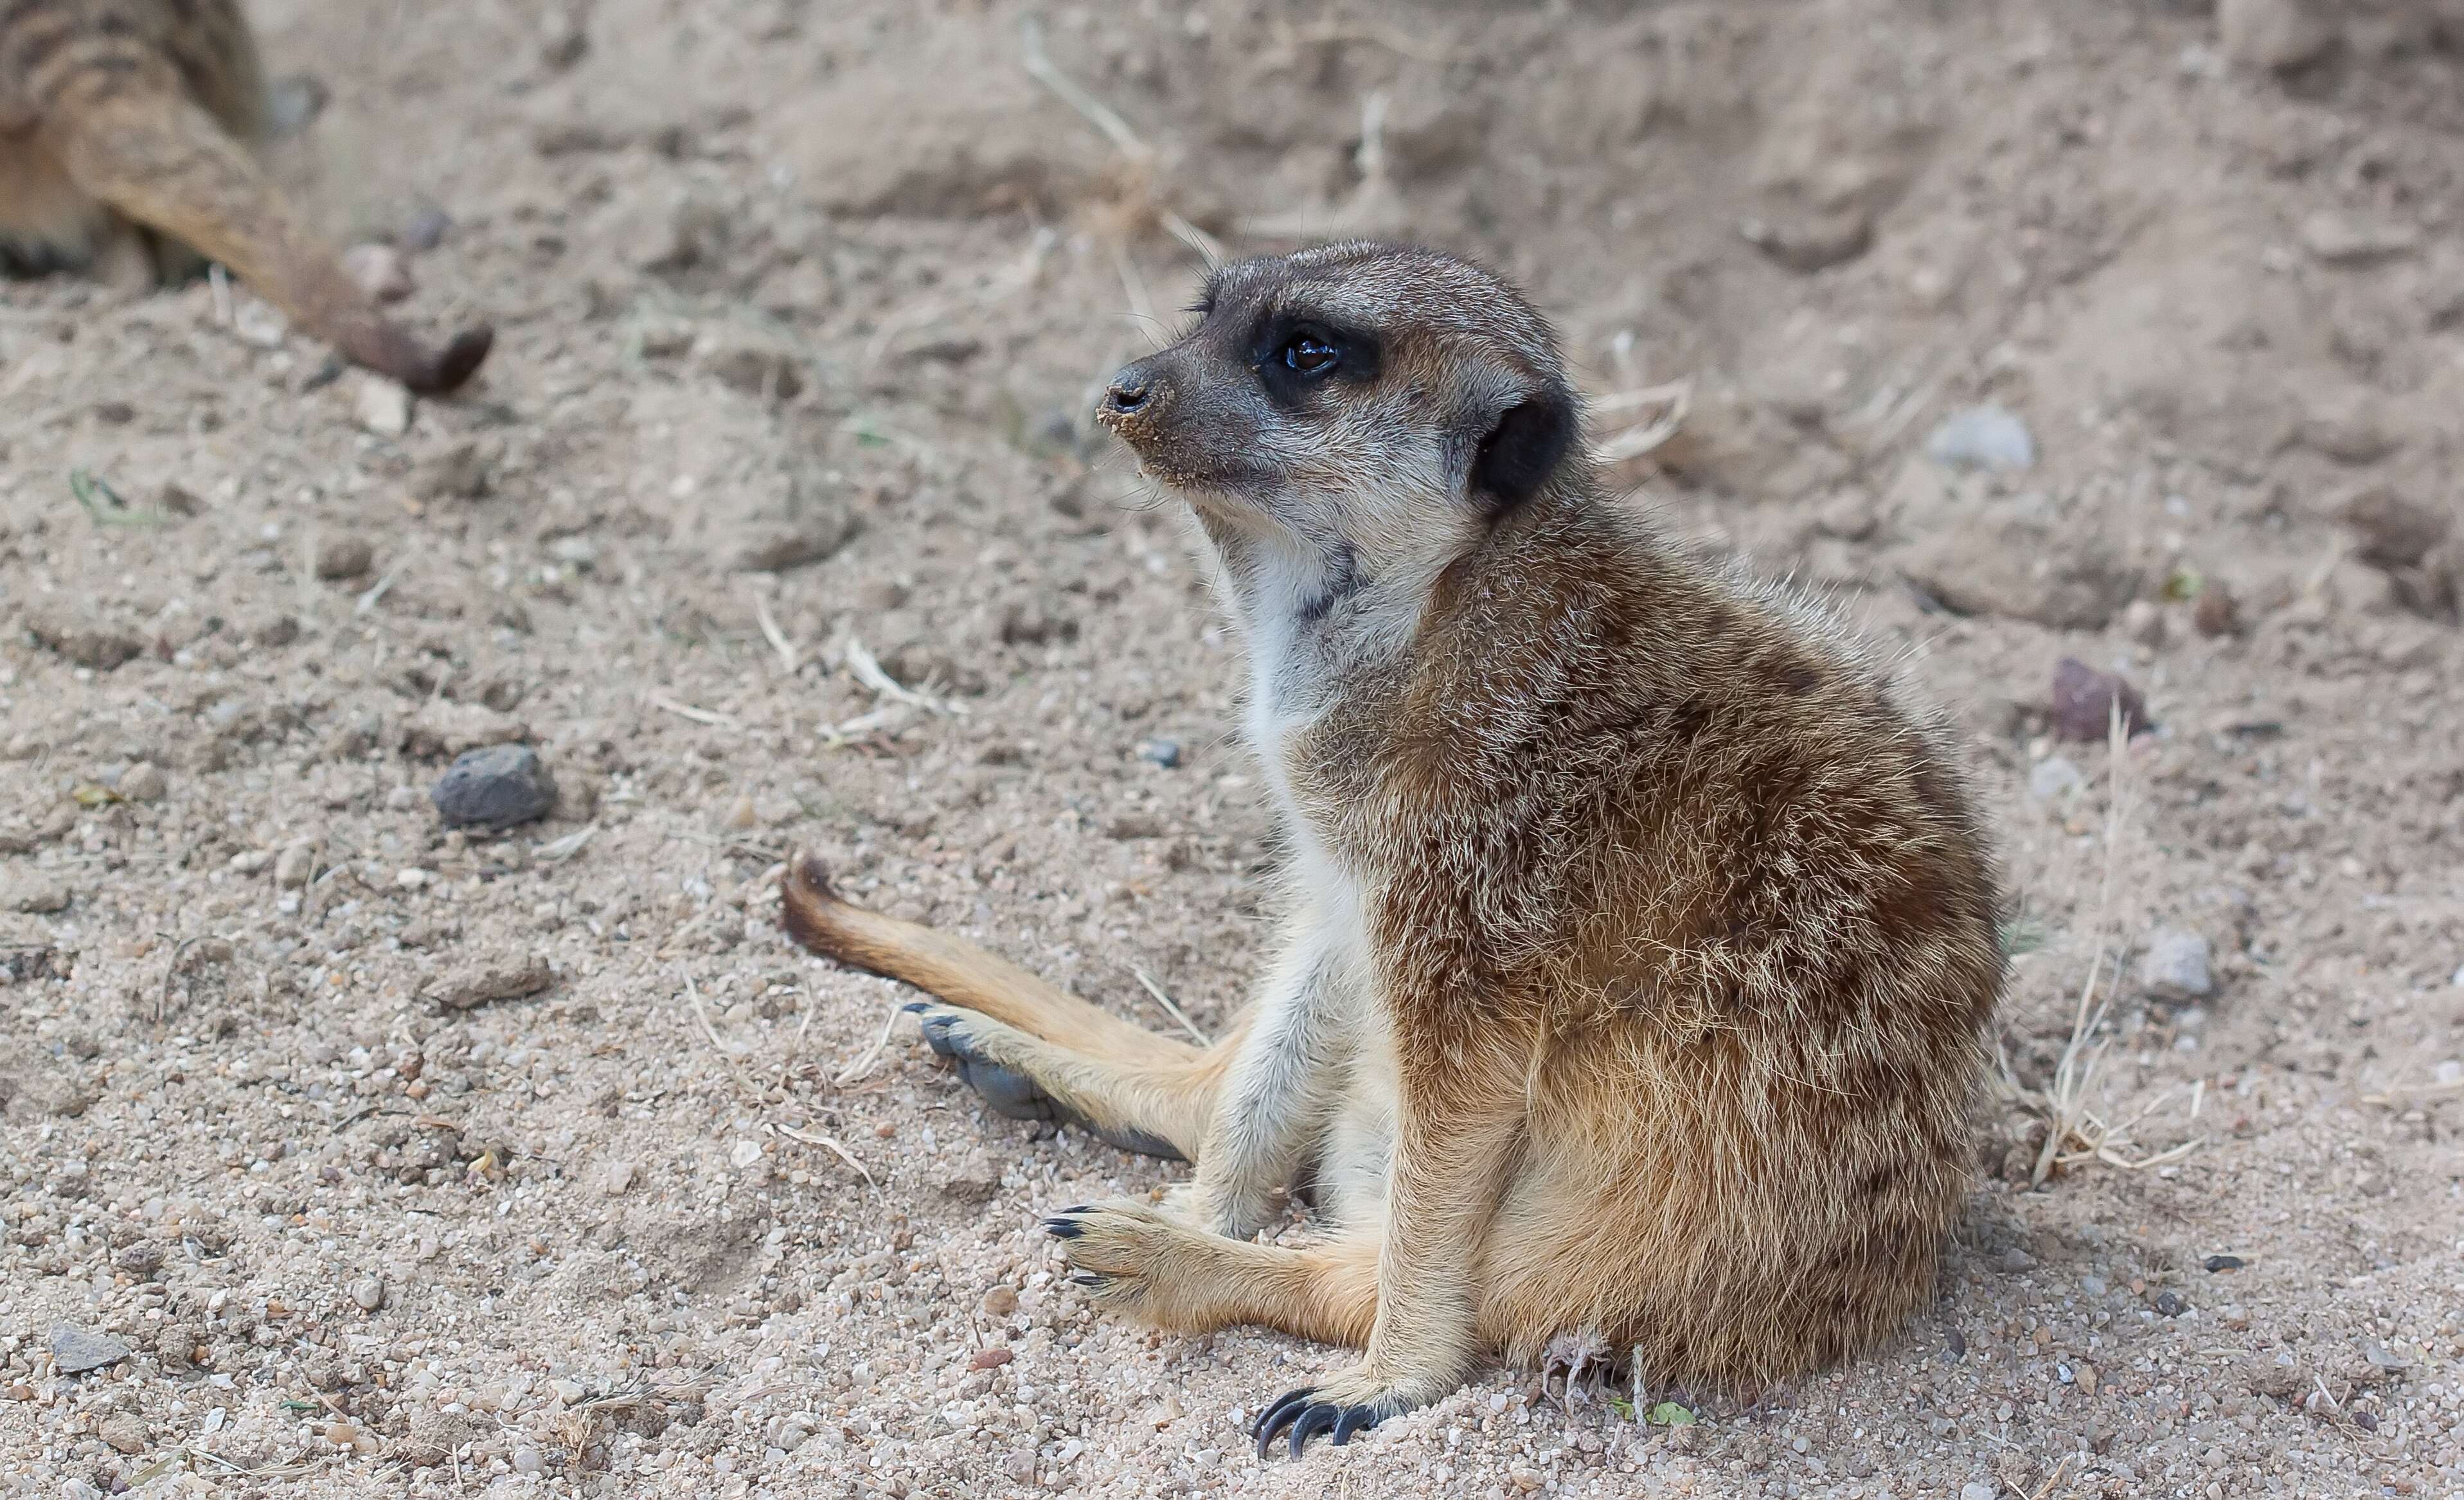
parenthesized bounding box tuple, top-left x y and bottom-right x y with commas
(21, 604, 144, 671)
(1136, 738, 1183, 770)
(2138, 928, 2216, 1001)
(352, 1277, 388, 1312)
(429, 956, 555, 1012)
(49, 1323, 132, 1375)
(118, 760, 168, 803)
(432, 744, 557, 829)
(2027, 756, 2083, 801)
(1924, 406, 2037, 472)
(2217, 0, 2334, 73)
(1961, 1483, 1998, 1500)
(314, 535, 375, 582)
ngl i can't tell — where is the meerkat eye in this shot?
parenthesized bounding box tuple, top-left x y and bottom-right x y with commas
(1281, 332, 1341, 376)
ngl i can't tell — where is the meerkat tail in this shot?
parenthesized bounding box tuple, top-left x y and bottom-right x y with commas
(37, 73, 490, 393)
(780, 852, 1200, 1066)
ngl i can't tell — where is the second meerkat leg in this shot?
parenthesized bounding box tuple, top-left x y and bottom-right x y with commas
(782, 852, 1249, 1159)
(1043, 1200, 1384, 1347)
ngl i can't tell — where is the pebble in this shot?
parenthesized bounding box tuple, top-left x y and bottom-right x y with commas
(2217, 0, 2333, 73)
(1997, 1246, 2037, 1274)
(432, 743, 558, 828)
(2137, 929, 2216, 1001)
(1137, 738, 1183, 769)
(1961, 1483, 1997, 1500)
(2049, 657, 2149, 742)
(603, 1161, 636, 1197)
(399, 207, 452, 253)
(2153, 1290, 2187, 1317)
(353, 1277, 387, 1312)
(1924, 405, 2036, 472)
(512, 1445, 544, 1475)
(2337, 485, 2450, 570)
(970, 1346, 1015, 1370)
(341, 243, 416, 303)
(19, 603, 145, 671)
(728, 1139, 764, 1170)
(48, 1323, 132, 1375)
(2299, 211, 2420, 267)
(117, 760, 167, 802)
(355, 375, 413, 437)
(982, 1286, 1019, 1318)
(2204, 1254, 2245, 1272)
(314, 534, 375, 582)
(2026, 756, 2082, 802)
(429, 956, 555, 1012)
(2193, 582, 2242, 638)
(10, 876, 72, 915)
(275, 841, 317, 889)
(98, 1414, 148, 1454)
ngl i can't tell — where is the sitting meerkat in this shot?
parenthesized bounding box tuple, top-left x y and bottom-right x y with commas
(1, 0, 490, 392)
(782, 241, 2003, 1456)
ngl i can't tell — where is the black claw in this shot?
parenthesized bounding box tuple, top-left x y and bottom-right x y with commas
(1067, 1271, 1111, 1290)
(1330, 1406, 1377, 1446)
(1251, 1387, 1317, 1459)
(1042, 1214, 1085, 1240)
(1287, 1404, 1339, 1458)
(900, 1000, 929, 1014)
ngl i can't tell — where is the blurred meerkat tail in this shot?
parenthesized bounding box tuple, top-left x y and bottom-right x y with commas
(37, 58, 491, 393)
(780, 852, 1201, 1067)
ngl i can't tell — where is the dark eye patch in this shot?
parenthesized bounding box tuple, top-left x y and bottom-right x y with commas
(1249, 313, 1381, 405)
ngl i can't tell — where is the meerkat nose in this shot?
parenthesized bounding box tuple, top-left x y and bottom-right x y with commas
(1100, 371, 1154, 416)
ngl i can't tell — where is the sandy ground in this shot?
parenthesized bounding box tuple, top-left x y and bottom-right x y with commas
(4, 1, 2462, 1496)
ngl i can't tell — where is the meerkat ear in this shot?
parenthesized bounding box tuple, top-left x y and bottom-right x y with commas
(1470, 380, 1576, 515)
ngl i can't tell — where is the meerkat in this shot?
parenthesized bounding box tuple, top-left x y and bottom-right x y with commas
(1, 0, 490, 392)
(781, 241, 2004, 1457)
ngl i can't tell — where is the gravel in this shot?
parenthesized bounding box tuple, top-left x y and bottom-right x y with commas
(431, 743, 559, 828)
(2138, 927, 2217, 1001)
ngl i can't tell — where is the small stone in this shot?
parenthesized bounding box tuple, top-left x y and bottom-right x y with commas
(429, 956, 555, 1011)
(399, 207, 452, 253)
(2027, 756, 2083, 802)
(413, 441, 492, 503)
(512, 1445, 544, 1475)
(728, 1139, 763, 1170)
(275, 842, 317, 889)
(354, 376, 412, 438)
(2204, 1254, 2245, 1272)
(970, 1346, 1015, 1371)
(99, 1415, 148, 1455)
(2138, 929, 2215, 1002)
(341, 244, 415, 303)
(2337, 486, 2451, 571)
(699, 334, 807, 400)
(253, 612, 301, 647)
(114, 760, 167, 803)
(982, 1286, 1019, 1318)
(432, 743, 558, 829)
(2299, 211, 2420, 268)
(2217, 0, 2334, 73)
(10, 875, 71, 915)
(1961, 1483, 1998, 1500)
(726, 793, 759, 831)
(2152, 1289, 2186, 1317)
(2049, 657, 2149, 742)
(603, 1161, 637, 1197)
(1997, 1246, 2037, 1274)
(2121, 599, 2169, 650)
(48, 1323, 132, 1374)
(1136, 738, 1183, 769)
(942, 1150, 999, 1205)
(20, 603, 144, 671)
(2193, 583, 2243, 638)
(313, 534, 375, 582)
(1924, 406, 2037, 472)
(395, 867, 431, 889)
(1740, 208, 1874, 274)
(352, 1277, 387, 1312)
(112, 1240, 165, 1276)
(540, 8, 589, 69)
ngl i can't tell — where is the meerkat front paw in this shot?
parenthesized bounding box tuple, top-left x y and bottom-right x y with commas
(1041, 1200, 1191, 1319)
(1250, 1365, 1423, 1458)
(1157, 1179, 1278, 1241)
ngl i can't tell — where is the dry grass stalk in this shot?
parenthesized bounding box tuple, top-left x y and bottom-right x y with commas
(1999, 703, 2206, 1186)
(1130, 965, 1211, 1046)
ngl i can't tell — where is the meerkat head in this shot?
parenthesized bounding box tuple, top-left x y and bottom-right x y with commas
(1096, 242, 1584, 594)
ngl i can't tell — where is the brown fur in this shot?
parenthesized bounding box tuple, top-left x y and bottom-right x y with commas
(781, 242, 2003, 1453)
(0, 0, 489, 392)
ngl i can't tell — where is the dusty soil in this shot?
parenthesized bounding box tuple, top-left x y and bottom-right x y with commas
(4, 1, 2462, 1496)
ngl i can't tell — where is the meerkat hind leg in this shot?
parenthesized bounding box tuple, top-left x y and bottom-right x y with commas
(783, 853, 1243, 1160)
